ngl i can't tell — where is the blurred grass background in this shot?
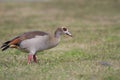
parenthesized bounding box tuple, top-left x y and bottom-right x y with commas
(0, 0, 120, 80)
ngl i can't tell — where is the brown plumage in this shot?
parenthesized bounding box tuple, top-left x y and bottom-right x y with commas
(1, 27, 72, 64)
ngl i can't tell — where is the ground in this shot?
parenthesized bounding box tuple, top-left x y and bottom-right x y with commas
(0, 0, 120, 80)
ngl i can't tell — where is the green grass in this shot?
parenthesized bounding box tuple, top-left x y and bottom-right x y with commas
(0, 0, 120, 80)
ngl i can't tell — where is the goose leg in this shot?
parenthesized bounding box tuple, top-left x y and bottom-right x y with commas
(28, 54, 33, 64)
(33, 55, 37, 63)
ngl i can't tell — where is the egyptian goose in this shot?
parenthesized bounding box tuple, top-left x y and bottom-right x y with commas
(1, 27, 72, 64)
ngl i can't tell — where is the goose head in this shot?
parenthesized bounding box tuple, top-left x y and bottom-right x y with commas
(55, 27, 72, 38)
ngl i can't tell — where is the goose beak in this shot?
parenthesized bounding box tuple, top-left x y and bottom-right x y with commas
(65, 31, 72, 37)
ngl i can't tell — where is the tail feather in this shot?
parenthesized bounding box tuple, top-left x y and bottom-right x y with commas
(1, 44, 7, 48)
(1, 41, 10, 51)
(1, 45, 9, 51)
(1, 36, 21, 51)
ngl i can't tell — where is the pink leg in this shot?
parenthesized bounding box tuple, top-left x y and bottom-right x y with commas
(28, 54, 33, 64)
(33, 55, 37, 63)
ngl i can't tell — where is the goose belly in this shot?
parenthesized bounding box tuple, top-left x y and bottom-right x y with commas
(20, 36, 50, 52)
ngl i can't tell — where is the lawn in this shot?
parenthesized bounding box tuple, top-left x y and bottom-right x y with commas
(0, 0, 120, 80)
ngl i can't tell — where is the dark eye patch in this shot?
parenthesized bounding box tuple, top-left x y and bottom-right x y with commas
(63, 28, 67, 31)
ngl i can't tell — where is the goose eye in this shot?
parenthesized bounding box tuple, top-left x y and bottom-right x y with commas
(63, 28, 67, 31)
